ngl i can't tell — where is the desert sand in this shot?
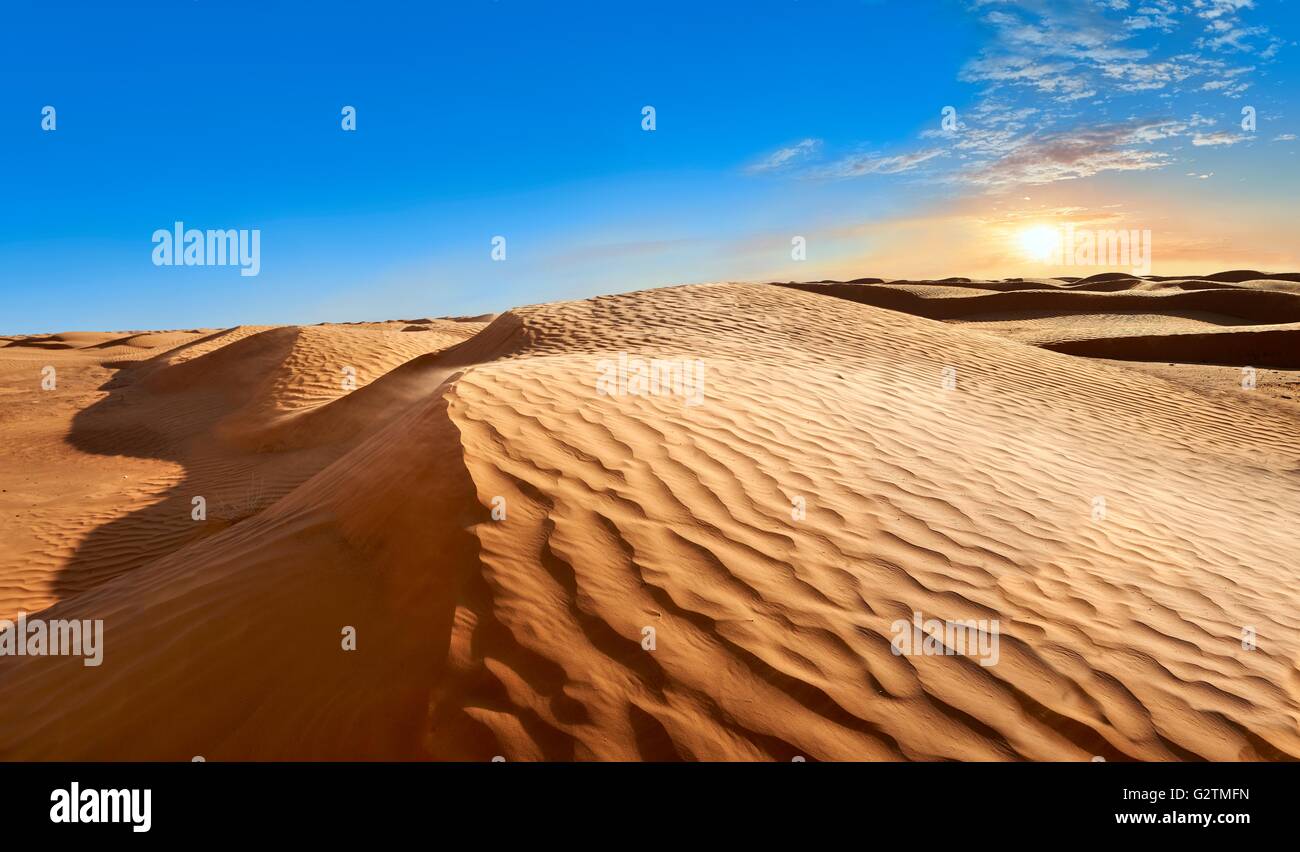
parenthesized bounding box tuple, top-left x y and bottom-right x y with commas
(0, 273, 1297, 760)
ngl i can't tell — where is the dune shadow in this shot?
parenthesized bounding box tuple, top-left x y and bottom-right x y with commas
(777, 275, 1300, 369)
(52, 317, 521, 608)
(4, 339, 492, 758)
(55, 328, 345, 603)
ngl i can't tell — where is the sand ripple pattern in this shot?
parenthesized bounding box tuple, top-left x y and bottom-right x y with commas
(0, 283, 1296, 760)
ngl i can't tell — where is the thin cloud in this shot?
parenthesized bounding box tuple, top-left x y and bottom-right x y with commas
(818, 148, 948, 178)
(745, 139, 822, 174)
(1191, 130, 1249, 145)
(958, 123, 1178, 186)
(1191, 0, 1282, 54)
(743, 1, 1282, 191)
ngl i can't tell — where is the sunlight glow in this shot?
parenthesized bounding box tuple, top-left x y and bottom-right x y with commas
(1017, 224, 1062, 263)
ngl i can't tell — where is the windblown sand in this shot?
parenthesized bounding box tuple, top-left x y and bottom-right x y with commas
(0, 274, 1297, 760)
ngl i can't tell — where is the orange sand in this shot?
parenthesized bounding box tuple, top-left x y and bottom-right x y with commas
(0, 277, 1297, 760)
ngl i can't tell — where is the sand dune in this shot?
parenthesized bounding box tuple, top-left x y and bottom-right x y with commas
(781, 275, 1300, 370)
(781, 277, 1300, 324)
(0, 319, 483, 615)
(1040, 326, 1300, 369)
(0, 277, 1297, 760)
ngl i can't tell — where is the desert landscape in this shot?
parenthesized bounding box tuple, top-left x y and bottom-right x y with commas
(0, 272, 1297, 760)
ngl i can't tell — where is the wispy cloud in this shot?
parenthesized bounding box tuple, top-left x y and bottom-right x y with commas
(1199, 64, 1254, 97)
(744, 141, 947, 181)
(962, 0, 1276, 103)
(960, 122, 1179, 186)
(817, 148, 948, 178)
(743, 0, 1284, 191)
(1192, 0, 1282, 55)
(745, 138, 822, 174)
(1124, 1, 1179, 33)
(1191, 129, 1250, 146)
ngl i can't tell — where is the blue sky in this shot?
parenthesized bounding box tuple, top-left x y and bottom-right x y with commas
(1, 0, 1296, 334)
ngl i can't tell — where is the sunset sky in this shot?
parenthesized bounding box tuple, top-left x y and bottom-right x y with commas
(2, 0, 1297, 334)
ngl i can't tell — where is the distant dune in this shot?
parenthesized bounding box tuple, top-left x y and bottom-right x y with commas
(1, 275, 1298, 760)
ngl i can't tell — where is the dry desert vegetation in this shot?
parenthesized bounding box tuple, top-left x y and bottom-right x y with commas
(0, 271, 1298, 760)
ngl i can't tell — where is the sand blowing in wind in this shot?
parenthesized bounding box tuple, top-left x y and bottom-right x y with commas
(0, 275, 1298, 760)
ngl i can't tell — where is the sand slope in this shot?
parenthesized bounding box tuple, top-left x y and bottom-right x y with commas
(0, 320, 484, 616)
(0, 281, 1297, 760)
(780, 274, 1300, 367)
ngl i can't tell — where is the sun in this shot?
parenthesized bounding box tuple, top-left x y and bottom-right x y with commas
(1017, 224, 1062, 263)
